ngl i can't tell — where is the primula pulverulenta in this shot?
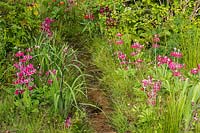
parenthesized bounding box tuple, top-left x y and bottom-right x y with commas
(197, 64, 200, 70)
(172, 70, 181, 77)
(153, 34, 160, 43)
(157, 55, 172, 66)
(190, 68, 198, 75)
(115, 39, 124, 45)
(131, 42, 144, 49)
(141, 76, 162, 106)
(168, 62, 184, 70)
(142, 76, 152, 88)
(116, 33, 122, 37)
(170, 48, 183, 58)
(13, 51, 36, 95)
(152, 43, 160, 48)
(15, 51, 24, 57)
(41, 17, 54, 37)
(84, 13, 95, 20)
(65, 114, 72, 128)
(118, 52, 126, 60)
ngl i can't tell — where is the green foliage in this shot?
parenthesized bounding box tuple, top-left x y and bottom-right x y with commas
(0, 1, 41, 52)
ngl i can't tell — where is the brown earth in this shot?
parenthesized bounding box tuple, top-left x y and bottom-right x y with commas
(87, 87, 115, 133)
(73, 41, 115, 133)
(83, 54, 116, 133)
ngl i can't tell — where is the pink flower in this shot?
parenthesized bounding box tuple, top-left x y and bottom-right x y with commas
(170, 51, 182, 58)
(130, 51, 138, 56)
(15, 89, 20, 95)
(99, 7, 104, 14)
(65, 115, 72, 128)
(152, 44, 160, 48)
(14, 89, 24, 95)
(20, 55, 33, 62)
(120, 61, 128, 65)
(197, 64, 200, 70)
(172, 70, 181, 77)
(20, 89, 25, 94)
(147, 90, 157, 99)
(168, 62, 184, 70)
(153, 34, 160, 43)
(136, 59, 143, 63)
(46, 71, 50, 76)
(48, 79, 53, 85)
(41, 17, 54, 37)
(157, 55, 172, 66)
(153, 81, 161, 92)
(44, 17, 54, 24)
(115, 40, 124, 45)
(142, 76, 152, 87)
(15, 51, 24, 57)
(131, 42, 143, 49)
(28, 86, 34, 91)
(26, 48, 32, 52)
(84, 13, 94, 20)
(13, 63, 20, 69)
(51, 69, 57, 75)
(116, 33, 122, 37)
(148, 100, 156, 106)
(191, 68, 198, 75)
(118, 53, 126, 60)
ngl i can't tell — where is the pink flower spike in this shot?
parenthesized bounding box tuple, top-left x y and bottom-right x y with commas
(120, 61, 128, 65)
(191, 68, 198, 75)
(51, 69, 57, 75)
(13, 63, 20, 69)
(130, 51, 138, 56)
(26, 48, 32, 52)
(152, 44, 160, 48)
(115, 40, 124, 45)
(15, 51, 24, 57)
(142, 76, 152, 87)
(170, 51, 182, 58)
(153, 81, 161, 92)
(15, 89, 20, 95)
(48, 79, 53, 85)
(46, 71, 50, 76)
(28, 86, 34, 91)
(153, 34, 160, 43)
(65, 115, 72, 128)
(172, 70, 181, 77)
(20, 89, 25, 94)
(197, 64, 200, 70)
(116, 33, 122, 37)
(131, 42, 144, 49)
(136, 59, 143, 63)
(118, 53, 126, 60)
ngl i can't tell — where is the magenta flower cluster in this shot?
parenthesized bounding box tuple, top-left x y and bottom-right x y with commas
(131, 42, 144, 57)
(13, 51, 36, 95)
(190, 64, 200, 75)
(115, 33, 124, 45)
(141, 76, 162, 106)
(41, 17, 54, 37)
(65, 114, 72, 128)
(45, 69, 57, 85)
(157, 48, 185, 77)
(152, 34, 160, 48)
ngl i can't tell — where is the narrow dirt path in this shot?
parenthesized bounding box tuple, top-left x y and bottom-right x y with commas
(86, 66, 115, 133)
(79, 48, 116, 133)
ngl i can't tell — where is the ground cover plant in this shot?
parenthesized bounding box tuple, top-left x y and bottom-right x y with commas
(1, 0, 200, 133)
